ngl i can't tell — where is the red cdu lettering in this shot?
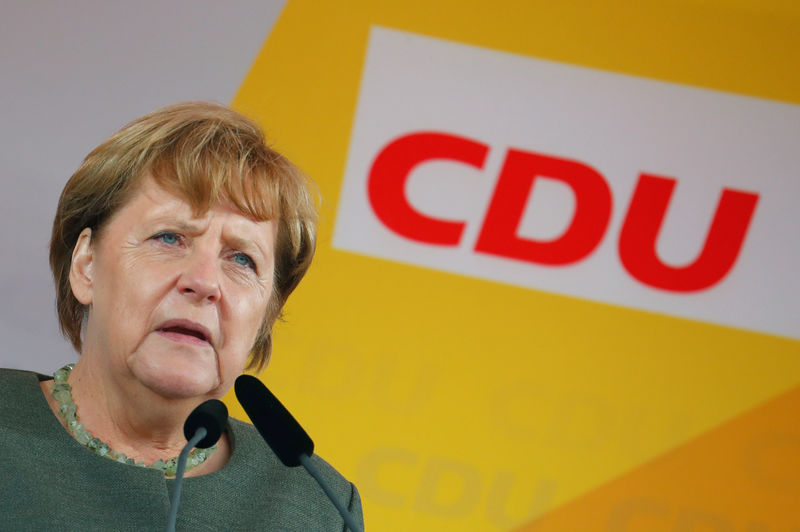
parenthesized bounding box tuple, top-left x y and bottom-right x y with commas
(475, 150, 612, 265)
(368, 132, 489, 245)
(618, 174, 759, 292)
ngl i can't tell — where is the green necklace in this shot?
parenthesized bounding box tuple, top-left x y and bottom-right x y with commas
(52, 364, 217, 476)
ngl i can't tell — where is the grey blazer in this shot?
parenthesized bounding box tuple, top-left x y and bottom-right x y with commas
(0, 368, 363, 531)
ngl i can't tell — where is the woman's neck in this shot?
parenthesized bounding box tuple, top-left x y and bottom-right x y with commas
(41, 357, 231, 477)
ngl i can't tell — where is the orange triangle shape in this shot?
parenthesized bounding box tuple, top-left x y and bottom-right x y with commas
(516, 385, 800, 531)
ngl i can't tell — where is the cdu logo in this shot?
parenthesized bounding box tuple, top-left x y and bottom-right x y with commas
(367, 131, 758, 293)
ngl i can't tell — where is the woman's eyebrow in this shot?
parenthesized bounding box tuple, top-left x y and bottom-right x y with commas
(227, 235, 269, 258)
(175, 221, 203, 234)
(148, 216, 202, 234)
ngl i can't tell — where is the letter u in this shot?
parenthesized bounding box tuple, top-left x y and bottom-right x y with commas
(618, 174, 759, 292)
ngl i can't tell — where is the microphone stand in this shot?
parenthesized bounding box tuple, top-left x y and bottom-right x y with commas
(166, 427, 208, 532)
(299, 454, 363, 532)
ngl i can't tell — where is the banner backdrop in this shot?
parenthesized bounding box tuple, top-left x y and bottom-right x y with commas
(224, 1, 800, 530)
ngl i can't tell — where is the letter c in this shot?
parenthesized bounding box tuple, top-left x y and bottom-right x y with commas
(368, 132, 489, 245)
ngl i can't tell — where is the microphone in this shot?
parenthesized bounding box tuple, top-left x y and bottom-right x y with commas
(234, 374, 313, 466)
(166, 399, 228, 532)
(183, 399, 228, 449)
(235, 375, 363, 532)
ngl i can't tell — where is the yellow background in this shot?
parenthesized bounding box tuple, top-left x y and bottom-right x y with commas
(222, 1, 800, 529)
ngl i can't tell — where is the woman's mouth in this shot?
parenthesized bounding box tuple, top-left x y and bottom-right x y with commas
(156, 320, 212, 346)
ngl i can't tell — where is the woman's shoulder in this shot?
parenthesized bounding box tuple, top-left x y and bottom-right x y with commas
(226, 416, 354, 489)
(190, 416, 363, 530)
(0, 367, 47, 400)
(0, 367, 65, 446)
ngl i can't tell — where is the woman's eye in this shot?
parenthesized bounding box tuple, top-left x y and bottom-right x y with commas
(233, 252, 256, 271)
(154, 232, 180, 245)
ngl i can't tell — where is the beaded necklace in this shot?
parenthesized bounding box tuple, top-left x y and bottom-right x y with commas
(51, 364, 217, 476)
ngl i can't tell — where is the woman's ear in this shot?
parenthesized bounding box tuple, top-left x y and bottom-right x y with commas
(69, 228, 94, 305)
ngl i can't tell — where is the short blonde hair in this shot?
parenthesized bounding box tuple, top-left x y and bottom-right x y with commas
(50, 102, 317, 371)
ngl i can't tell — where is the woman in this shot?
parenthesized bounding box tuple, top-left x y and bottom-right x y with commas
(0, 102, 363, 530)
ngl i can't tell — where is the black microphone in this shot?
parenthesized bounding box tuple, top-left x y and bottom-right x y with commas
(235, 375, 363, 532)
(183, 399, 228, 449)
(234, 374, 313, 466)
(166, 399, 228, 532)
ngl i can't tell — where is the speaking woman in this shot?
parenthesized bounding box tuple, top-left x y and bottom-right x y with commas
(0, 102, 363, 530)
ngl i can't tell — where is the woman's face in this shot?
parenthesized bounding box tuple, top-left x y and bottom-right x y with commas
(71, 175, 276, 400)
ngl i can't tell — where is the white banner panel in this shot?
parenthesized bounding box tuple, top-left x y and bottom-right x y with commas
(334, 26, 800, 339)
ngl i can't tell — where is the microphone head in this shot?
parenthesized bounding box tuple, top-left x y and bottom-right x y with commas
(184, 399, 228, 449)
(234, 374, 314, 467)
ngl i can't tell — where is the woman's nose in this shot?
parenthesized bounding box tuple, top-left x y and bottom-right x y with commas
(176, 250, 221, 303)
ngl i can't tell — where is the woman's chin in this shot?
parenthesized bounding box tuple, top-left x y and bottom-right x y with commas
(128, 355, 220, 400)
